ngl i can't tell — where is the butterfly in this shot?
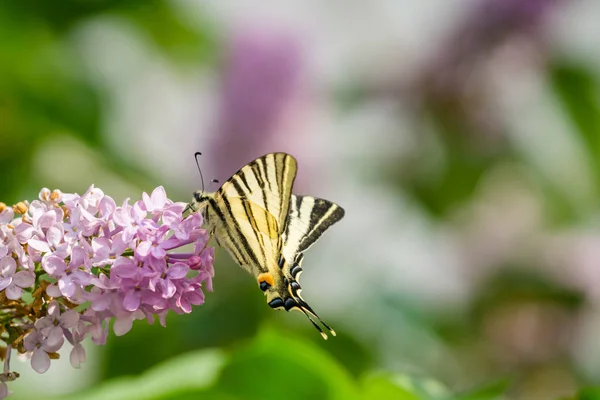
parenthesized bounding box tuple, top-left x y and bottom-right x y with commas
(188, 153, 345, 339)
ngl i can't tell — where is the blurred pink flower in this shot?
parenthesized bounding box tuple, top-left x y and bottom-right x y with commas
(367, 0, 566, 144)
(209, 27, 304, 178)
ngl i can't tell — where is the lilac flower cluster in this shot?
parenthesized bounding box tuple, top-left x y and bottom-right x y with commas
(0, 186, 213, 398)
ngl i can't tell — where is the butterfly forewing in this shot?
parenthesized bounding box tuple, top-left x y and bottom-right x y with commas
(202, 153, 296, 274)
(217, 153, 297, 234)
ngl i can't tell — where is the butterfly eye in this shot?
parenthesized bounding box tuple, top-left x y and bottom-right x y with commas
(268, 298, 284, 309)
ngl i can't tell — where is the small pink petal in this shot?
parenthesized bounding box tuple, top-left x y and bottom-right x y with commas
(58, 276, 76, 297)
(167, 263, 189, 279)
(72, 270, 92, 286)
(0, 257, 16, 276)
(152, 186, 167, 204)
(113, 316, 133, 336)
(142, 291, 164, 307)
(112, 207, 130, 227)
(144, 187, 167, 211)
(204, 276, 213, 292)
(46, 284, 62, 298)
(91, 293, 111, 311)
(46, 225, 64, 247)
(148, 277, 158, 292)
(122, 227, 137, 243)
(28, 239, 50, 253)
(70, 343, 86, 368)
(31, 349, 51, 374)
(177, 295, 192, 313)
(13, 271, 34, 288)
(151, 246, 166, 259)
(5, 285, 22, 300)
(23, 331, 39, 351)
(132, 202, 146, 220)
(45, 326, 64, 350)
(123, 291, 141, 312)
(37, 210, 59, 230)
(60, 309, 80, 328)
(99, 196, 116, 217)
(91, 237, 111, 253)
(161, 210, 180, 227)
(35, 316, 53, 331)
(143, 310, 155, 324)
(113, 264, 138, 279)
(47, 301, 60, 319)
(186, 290, 205, 305)
(136, 241, 151, 257)
(162, 280, 176, 299)
(70, 246, 87, 268)
(166, 202, 186, 215)
(14, 223, 35, 243)
(88, 320, 108, 345)
(42, 256, 66, 275)
(0, 277, 12, 292)
(158, 310, 168, 327)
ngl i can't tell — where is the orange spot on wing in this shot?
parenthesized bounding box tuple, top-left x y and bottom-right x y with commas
(257, 273, 275, 287)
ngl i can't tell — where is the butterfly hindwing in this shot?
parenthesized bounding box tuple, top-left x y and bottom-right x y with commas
(282, 195, 345, 264)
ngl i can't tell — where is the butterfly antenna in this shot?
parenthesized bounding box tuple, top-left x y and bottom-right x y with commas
(194, 152, 205, 193)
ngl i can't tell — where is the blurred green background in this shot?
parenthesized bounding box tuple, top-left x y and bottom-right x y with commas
(2, 0, 600, 399)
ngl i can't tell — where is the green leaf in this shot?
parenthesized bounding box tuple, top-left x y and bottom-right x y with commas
(450, 378, 511, 400)
(361, 373, 422, 400)
(114, 0, 217, 65)
(575, 387, 600, 400)
(550, 61, 600, 188)
(214, 328, 360, 400)
(58, 348, 226, 400)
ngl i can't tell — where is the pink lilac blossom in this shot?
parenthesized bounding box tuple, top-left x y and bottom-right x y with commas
(0, 186, 213, 398)
(209, 28, 304, 179)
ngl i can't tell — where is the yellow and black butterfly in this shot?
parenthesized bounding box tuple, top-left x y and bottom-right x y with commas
(188, 153, 345, 339)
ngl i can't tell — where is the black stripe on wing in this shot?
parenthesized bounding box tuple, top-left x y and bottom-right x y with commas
(283, 195, 345, 259)
(299, 197, 345, 253)
(213, 196, 263, 270)
(216, 153, 297, 236)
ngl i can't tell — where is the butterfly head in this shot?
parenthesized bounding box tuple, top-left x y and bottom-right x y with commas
(184, 191, 211, 217)
(257, 257, 336, 340)
(193, 190, 211, 205)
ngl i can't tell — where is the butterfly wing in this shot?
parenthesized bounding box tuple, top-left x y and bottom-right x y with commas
(217, 152, 297, 235)
(203, 153, 297, 274)
(194, 153, 343, 339)
(282, 195, 345, 264)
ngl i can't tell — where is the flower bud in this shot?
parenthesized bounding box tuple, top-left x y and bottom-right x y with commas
(13, 202, 28, 215)
(188, 255, 203, 270)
